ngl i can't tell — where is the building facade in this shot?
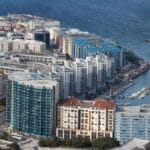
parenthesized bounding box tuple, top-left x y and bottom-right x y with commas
(72, 38, 92, 59)
(115, 105, 150, 144)
(34, 29, 50, 48)
(6, 72, 59, 137)
(56, 98, 115, 140)
(0, 72, 7, 98)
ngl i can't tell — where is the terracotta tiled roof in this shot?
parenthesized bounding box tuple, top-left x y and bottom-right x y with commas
(59, 98, 81, 106)
(92, 99, 115, 109)
(59, 98, 115, 109)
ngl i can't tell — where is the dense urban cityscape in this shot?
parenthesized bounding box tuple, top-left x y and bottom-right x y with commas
(0, 14, 149, 150)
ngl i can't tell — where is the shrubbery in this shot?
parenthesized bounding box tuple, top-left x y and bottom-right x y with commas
(125, 50, 141, 65)
(38, 136, 120, 149)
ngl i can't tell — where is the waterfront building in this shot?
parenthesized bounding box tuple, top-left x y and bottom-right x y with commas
(115, 105, 150, 144)
(43, 54, 114, 99)
(6, 72, 59, 137)
(87, 35, 101, 48)
(99, 42, 124, 70)
(72, 38, 92, 59)
(86, 42, 124, 69)
(56, 98, 115, 140)
(34, 29, 50, 48)
(71, 38, 124, 70)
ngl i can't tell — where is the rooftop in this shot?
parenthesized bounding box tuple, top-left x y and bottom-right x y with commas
(18, 80, 58, 89)
(59, 98, 115, 109)
(116, 105, 150, 117)
(72, 38, 92, 47)
(99, 42, 123, 52)
(93, 99, 116, 109)
(10, 71, 48, 81)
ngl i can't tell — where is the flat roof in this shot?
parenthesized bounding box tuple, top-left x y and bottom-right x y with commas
(116, 105, 150, 117)
(18, 80, 58, 89)
(72, 38, 92, 47)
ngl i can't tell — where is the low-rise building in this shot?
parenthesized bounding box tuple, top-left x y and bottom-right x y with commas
(56, 98, 115, 140)
(0, 38, 46, 53)
(0, 38, 13, 52)
(115, 105, 150, 144)
(27, 40, 46, 53)
(12, 39, 28, 50)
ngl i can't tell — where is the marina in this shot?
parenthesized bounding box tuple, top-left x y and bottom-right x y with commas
(115, 87, 150, 100)
(115, 70, 150, 106)
(128, 87, 150, 99)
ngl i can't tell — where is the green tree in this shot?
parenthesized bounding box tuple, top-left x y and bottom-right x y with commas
(38, 138, 47, 147)
(72, 136, 92, 148)
(46, 138, 52, 147)
(125, 50, 141, 65)
(50, 136, 61, 147)
(62, 138, 72, 147)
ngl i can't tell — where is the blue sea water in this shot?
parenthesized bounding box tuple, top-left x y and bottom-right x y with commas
(0, 0, 150, 105)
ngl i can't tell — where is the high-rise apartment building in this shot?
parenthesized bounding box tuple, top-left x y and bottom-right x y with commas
(47, 54, 114, 99)
(72, 38, 92, 59)
(6, 72, 59, 137)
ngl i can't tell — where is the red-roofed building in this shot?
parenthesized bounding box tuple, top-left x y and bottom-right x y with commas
(56, 98, 116, 140)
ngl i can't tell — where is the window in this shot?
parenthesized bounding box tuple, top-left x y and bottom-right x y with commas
(92, 132, 96, 140)
(105, 133, 110, 137)
(58, 130, 63, 138)
(98, 132, 103, 138)
(71, 131, 76, 138)
(64, 130, 70, 138)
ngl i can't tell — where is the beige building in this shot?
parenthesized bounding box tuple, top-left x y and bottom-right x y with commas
(26, 40, 46, 53)
(12, 39, 28, 50)
(56, 98, 115, 140)
(62, 36, 72, 55)
(0, 39, 46, 53)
